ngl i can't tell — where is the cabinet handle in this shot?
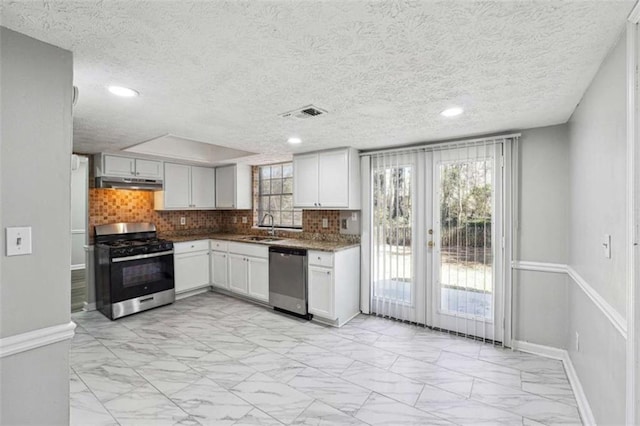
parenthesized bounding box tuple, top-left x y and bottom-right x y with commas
(326, 271, 330, 275)
(317, 256, 321, 260)
(318, 203, 321, 207)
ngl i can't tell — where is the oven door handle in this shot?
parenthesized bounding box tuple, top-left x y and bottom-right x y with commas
(112, 250, 174, 263)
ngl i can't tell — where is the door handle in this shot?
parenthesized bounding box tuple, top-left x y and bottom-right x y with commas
(427, 241, 434, 248)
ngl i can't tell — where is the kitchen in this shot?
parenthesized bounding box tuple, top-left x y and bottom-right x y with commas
(1, 1, 639, 425)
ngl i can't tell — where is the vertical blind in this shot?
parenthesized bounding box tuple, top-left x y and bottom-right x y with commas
(366, 135, 518, 345)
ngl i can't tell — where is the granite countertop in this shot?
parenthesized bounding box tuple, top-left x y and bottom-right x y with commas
(159, 232, 359, 252)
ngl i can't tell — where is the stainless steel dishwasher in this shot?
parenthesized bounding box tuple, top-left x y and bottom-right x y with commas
(269, 246, 310, 319)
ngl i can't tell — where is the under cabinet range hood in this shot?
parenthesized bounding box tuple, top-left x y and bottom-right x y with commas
(95, 176, 163, 191)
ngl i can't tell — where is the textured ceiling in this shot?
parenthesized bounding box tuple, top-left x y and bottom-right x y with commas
(0, 0, 633, 164)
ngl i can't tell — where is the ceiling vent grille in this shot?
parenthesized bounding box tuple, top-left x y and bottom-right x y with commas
(280, 105, 328, 119)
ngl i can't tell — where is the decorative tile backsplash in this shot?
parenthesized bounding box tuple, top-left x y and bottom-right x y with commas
(88, 189, 359, 243)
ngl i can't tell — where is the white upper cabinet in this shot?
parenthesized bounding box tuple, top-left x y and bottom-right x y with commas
(100, 155, 162, 179)
(293, 148, 360, 209)
(190, 166, 216, 208)
(163, 163, 191, 208)
(292, 153, 319, 208)
(103, 155, 135, 177)
(134, 159, 163, 179)
(155, 162, 215, 210)
(318, 149, 349, 207)
(215, 164, 252, 209)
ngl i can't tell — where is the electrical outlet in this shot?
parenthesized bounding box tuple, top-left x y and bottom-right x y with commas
(233, 217, 237, 223)
(180, 217, 186, 225)
(322, 218, 328, 228)
(341, 219, 348, 229)
(242, 217, 247, 224)
(575, 332, 580, 351)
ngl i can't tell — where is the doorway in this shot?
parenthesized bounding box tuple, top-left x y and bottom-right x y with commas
(369, 140, 506, 342)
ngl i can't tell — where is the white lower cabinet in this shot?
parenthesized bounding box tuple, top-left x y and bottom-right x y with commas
(226, 242, 269, 302)
(228, 253, 248, 294)
(308, 265, 334, 319)
(174, 240, 211, 294)
(308, 247, 360, 326)
(210, 240, 229, 289)
(247, 256, 269, 302)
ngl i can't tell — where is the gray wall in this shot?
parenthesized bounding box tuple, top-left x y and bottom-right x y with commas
(0, 27, 73, 424)
(513, 124, 570, 348)
(567, 30, 627, 425)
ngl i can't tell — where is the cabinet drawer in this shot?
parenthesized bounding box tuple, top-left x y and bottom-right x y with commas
(209, 239, 228, 252)
(228, 242, 268, 258)
(308, 250, 334, 267)
(174, 240, 210, 254)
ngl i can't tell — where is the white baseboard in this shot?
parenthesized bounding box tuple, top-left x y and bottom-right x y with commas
(175, 286, 211, 301)
(511, 339, 567, 359)
(83, 302, 96, 311)
(512, 340, 596, 425)
(0, 322, 76, 358)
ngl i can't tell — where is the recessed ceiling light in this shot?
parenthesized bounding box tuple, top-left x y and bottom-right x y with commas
(108, 86, 139, 97)
(288, 137, 302, 144)
(440, 107, 463, 117)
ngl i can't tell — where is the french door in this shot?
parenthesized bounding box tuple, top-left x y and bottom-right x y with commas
(370, 142, 505, 342)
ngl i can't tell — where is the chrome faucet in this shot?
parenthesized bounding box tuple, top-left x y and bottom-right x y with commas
(260, 213, 276, 236)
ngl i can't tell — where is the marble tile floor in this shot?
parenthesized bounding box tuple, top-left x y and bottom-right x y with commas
(70, 292, 582, 426)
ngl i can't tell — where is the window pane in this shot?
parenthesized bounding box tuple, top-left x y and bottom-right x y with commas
(282, 195, 293, 210)
(256, 162, 301, 229)
(260, 180, 271, 195)
(260, 166, 271, 180)
(260, 196, 269, 211)
(271, 211, 281, 225)
(283, 163, 293, 178)
(271, 178, 283, 194)
(269, 196, 281, 211)
(283, 177, 293, 193)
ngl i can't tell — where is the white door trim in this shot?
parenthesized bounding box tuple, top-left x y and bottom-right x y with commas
(626, 5, 640, 424)
(0, 322, 76, 358)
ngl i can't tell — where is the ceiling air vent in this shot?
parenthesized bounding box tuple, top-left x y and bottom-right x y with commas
(280, 105, 328, 119)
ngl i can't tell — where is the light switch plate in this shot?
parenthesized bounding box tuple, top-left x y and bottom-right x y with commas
(180, 217, 186, 225)
(242, 217, 248, 224)
(6, 227, 32, 256)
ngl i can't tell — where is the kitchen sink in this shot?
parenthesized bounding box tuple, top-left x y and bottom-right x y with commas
(241, 236, 282, 243)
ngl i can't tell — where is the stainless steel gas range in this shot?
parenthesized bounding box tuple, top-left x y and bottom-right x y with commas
(94, 222, 175, 320)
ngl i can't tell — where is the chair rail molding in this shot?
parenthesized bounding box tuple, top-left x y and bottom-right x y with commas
(0, 321, 76, 358)
(512, 260, 627, 339)
(511, 260, 567, 274)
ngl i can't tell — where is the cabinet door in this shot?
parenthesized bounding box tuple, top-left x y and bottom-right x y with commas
(210, 250, 228, 289)
(293, 153, 319, 208)
(174, 252, 210, 293)
(103, 155, 135, 177)
(191, 166, 216, 208)
(135, 159, 163, 179)
(164, 163, 191, 208)
(228, 253, 248, 294)
(215, 165, 236, 208)
(247, 256, 269, 302)
(308, 265, 335, 320)
(318, 150, 349, 208)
